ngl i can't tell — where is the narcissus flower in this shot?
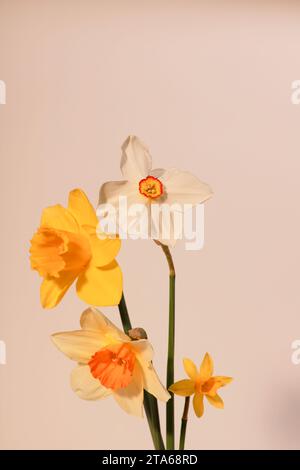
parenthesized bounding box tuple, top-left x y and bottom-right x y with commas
(99, 136, 213, 246)
(169, 353, 232, 418)
(52, 308, 170, 417)
(30, 189, 122, 308)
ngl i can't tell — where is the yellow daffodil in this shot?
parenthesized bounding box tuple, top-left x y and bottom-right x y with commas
(169, 353, 232, 418)
(52, 308, 170, 417)
(30, 189, 122, 308)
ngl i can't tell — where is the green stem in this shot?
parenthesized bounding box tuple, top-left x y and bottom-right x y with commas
(118, 292, 165, 450)
(179, 397, 190, 450)
(118, 293, 131, 334)
(156, 242, 176, 450)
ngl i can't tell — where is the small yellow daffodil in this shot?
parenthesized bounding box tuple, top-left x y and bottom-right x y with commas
(52, 308, 170, 417)
(30, 189, 122, 308)
(169, 353, 232, 418)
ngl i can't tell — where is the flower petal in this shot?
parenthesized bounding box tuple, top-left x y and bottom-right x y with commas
(213, 376, 233, 387)
(80, 307, 129, 342)
(68, 189, 98, 228)
(120, 135, 152, 181)
(99, 181, 148, 237)
(51, 329, 103, 363)
(205, 376, 233, 397)
(169, 380, 195, 397)
(206, 393, 224, 409)
(40, 205, 79, 233)
(131, 340, 153, 363)
(113, 362, 144, 417)
(40, 270, 78, 309)
(150, 205, 178, 247)
(76, 261, 122, 306)
(71, 365, 112, 400)
(140, 362, 170, 402)
(200, 353, 214, 381)
(156, 168, 213, 208)
(133, 341, 170, 402)
(99, 180, 140, 206)
(88, 231, 121, 267)
(183, 358, 198, 381)
(193, 392, 204, 418)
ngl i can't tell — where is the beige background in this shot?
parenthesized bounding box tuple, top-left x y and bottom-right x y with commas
(1, 0, 300, 450)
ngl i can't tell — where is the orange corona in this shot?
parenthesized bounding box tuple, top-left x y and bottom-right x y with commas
(139, 176, 163, 199)
(89, 343, 136, 390)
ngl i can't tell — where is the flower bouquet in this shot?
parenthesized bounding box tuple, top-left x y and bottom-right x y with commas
(30, 136, 232, 450)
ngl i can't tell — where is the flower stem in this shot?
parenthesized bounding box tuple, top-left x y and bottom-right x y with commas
(155, 241, 176, 450)
(179, 397, 190, 450)
(118, 293, 131, 334)
(118, 292, 165, 450)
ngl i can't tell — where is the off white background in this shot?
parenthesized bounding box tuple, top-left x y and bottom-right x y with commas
(1, 0, 300, 449)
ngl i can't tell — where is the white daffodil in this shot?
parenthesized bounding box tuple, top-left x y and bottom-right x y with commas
(52, 308, 170, 417)
(98, 136, 213, 246)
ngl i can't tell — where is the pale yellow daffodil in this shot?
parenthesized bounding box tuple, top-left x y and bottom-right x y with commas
(30, 189, 122, 308)
(169, 353, 232, 418)
(52, 308, 170, 417)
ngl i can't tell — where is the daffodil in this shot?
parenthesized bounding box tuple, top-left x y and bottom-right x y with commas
(169, 353, 232, 418)
(99, 136, 213, 245)
(30, 189, 122, 308)
(52, 308, 170, 417)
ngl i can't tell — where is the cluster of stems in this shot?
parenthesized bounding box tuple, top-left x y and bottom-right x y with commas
(118, 242, 189, 450)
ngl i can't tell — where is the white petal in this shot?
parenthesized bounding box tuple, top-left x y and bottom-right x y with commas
(155, 168, 213, 207)
(71, 365, 112, 400)
(113, 362, 144, 417)
(51, 330, 104, 363)
(98, 180, 150, 239)
(99, 180, 139, 206)
(120, 135, 152, 181)
(150, 205, 179, 247)
(80, 308, 129, 342)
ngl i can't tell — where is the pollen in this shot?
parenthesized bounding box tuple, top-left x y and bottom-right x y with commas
(139, 176, 163, 199)
(88, 343, 136, 391)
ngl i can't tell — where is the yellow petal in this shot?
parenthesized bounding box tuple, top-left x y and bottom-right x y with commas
(199, 353, 214, 381)
(131, 339, 153, 363)
(71, 365, 112, 400)
(76, 261, 122, 306)
(183, 358, 198, 381)
(68, 189, 98, 228)
(193, 392, 204, 418)
(141, 363, 170, 402)
(169, 380, 195, 397)
(51, 330, 103, 363)
(80, 307, 129, 342)
(88, 231, 121, 267)
(213, 376, 233, 387)
(41, 204, 79, 233)
(133, 341, 170, 402)
(113, 362, 144, 417)
(40, 271, 77, 309)
(205, 376, 233, 397)
(206, 393, 224, 409)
